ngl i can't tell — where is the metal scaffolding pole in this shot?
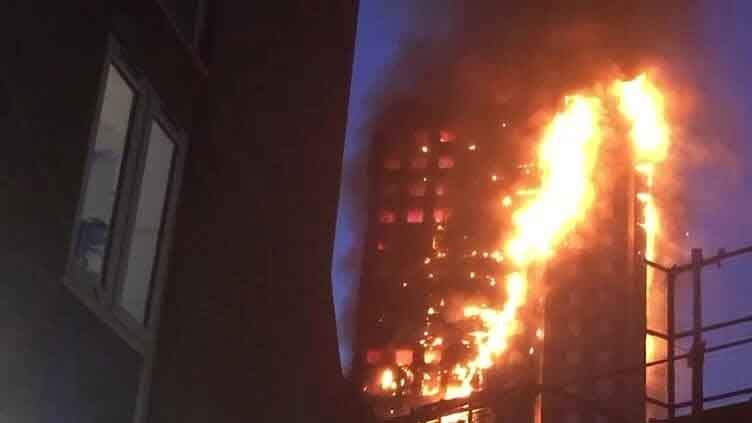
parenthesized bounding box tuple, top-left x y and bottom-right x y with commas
(690, 249, 705, 419)
(667, 269, 676, 423)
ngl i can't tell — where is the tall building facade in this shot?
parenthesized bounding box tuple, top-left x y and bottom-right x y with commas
(356, 121, 539, 419)
(357, 117, 647, 423)
(537, 136, 647, 423)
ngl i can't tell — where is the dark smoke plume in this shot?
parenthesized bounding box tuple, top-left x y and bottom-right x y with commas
(368, 1, 701, 137)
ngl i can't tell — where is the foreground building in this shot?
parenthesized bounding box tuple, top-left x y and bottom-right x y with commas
(0, 1, 357, 422)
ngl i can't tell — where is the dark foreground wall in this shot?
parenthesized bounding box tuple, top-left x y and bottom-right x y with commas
(0, 1, 202, 422)
(148, 2, 360, 423)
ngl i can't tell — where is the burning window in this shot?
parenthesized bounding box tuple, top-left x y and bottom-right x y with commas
(394, 349, 414, 366)
(411, 157, 428, 169)
(409, 181, 427, 197)
(406, 209, 424, 224)
(379, 209, 396, 224)
(433, 208, 450, 223)
(376, 240, 386, 252)
(384, 157, 401, 170)
(438, 156, 455, 169)
(439, 130, 456, 143)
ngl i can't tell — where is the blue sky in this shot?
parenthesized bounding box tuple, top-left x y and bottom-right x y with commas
(332, 1, 752, 404)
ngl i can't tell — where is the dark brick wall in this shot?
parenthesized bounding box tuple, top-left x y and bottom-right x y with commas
(0, 1, 203, 421)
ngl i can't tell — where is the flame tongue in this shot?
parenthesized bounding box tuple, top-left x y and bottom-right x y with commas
(406, 74, 671, 403)
(507, 95, 603, 266)
(616, 74, 670, 164)
(615, 74, 670, 364)
(444, 95, 604, 399)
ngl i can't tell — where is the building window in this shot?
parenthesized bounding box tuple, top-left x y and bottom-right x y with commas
(433, 208, 451, 223)
(379, 209, 396, 224)
(118, 121, 176, 324)
(72, 63, 135, 287)
(409, 181, 427, 197)
(411, 157, 428, 169)
(438, 155, 455, 169)
(383, 183, 399, 197)
(406, 209, 424, 224)
(435, 182, 448, 196)
(439, 130, 456, 143)
(66, 39, 185, 347)
(384, 157, 401, 170)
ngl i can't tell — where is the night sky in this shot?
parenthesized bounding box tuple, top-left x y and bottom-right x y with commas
(333, 0, 752, 408)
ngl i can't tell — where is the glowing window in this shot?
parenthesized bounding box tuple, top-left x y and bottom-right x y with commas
(376, 240, 386, 251)
(379, 209, 396, 224)
(438, 156, 455, 169)
(409, 181, 427, 197)
(433, 208, 450, 223)
(394, 349, 414, 366)
(406, 209, 424, 224)
(411, 157, 428, 169)
(384, 158, 401, 170)
(439, 130, 456, 143)
(435, 183, 447, 196)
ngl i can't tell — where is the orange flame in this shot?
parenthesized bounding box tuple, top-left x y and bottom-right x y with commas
(507, 95, 603, 265)
(443, 95, 603, 399)
(615, 74, 670, 164)
(615, 74, 670, 364)
(380, 368, 397, 391)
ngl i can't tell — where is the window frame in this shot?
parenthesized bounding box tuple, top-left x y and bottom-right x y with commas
(63, 37, 187, 353)
(111, 101, 184, 343)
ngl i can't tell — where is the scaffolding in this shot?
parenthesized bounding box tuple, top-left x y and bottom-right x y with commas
(646, 245, 752, 422)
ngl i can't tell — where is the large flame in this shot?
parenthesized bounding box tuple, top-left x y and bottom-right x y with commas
(444, 95, 604, 399)
(507, 95, 603, 265)
(615, 74, 670, 364)
(616, 74, 670, 163)
(384, 75, 671, 408)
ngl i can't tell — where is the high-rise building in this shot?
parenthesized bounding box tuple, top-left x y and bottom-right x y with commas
(357, 115, 647, 423)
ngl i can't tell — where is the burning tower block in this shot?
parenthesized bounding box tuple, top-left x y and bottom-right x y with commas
(357, 77, 664, 422)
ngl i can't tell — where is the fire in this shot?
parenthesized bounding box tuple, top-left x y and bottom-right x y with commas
(368, 73, 672, 410)
(444, 364, 474, 400)
(615, 73, 670, 364)
(442, 96, 603, 399)
(615, 74, 670, 163)
(380, 368, 397, 391)
(507, 95, 603, 265)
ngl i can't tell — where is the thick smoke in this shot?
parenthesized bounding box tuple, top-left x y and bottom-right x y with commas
(369, 1, 701, 135)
